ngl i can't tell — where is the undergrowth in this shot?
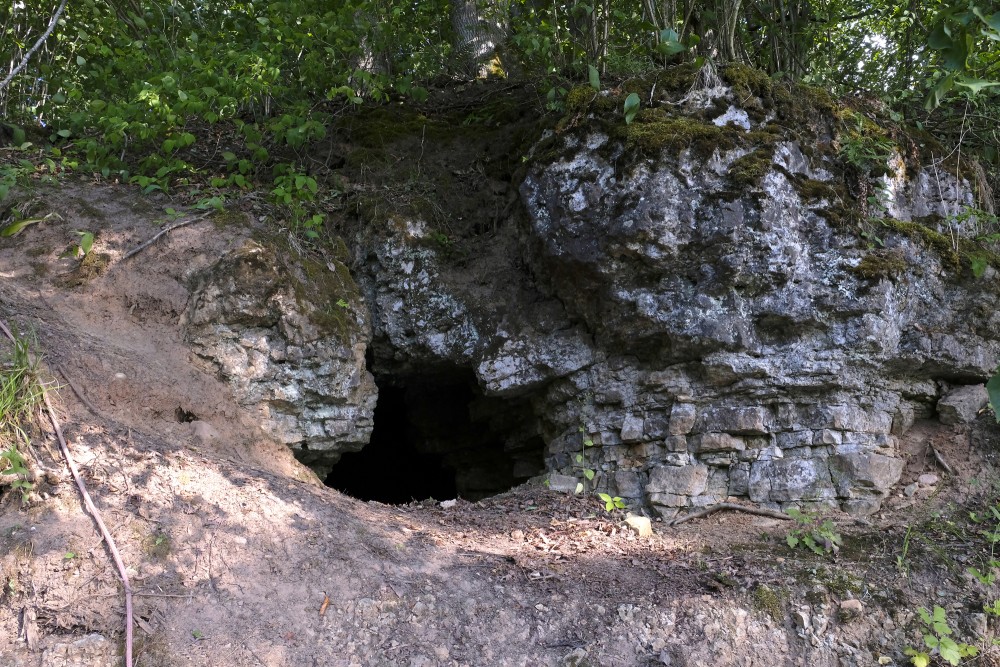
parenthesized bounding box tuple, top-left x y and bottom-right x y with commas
(0, 330, 44, 503)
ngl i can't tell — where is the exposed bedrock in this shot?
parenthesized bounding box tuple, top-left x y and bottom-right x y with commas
(182, 238, 377, 477)
(181, 81, 1000, 514)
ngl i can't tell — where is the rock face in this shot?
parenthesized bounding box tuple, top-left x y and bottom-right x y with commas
(180, 71, 1000, 514)
(183, 239, 376, 476)
(509, 96, 998, 515)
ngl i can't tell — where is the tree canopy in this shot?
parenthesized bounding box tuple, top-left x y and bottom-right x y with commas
(1, 0, 998, 230)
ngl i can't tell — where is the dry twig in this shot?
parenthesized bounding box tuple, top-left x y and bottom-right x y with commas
(931, 446, 955, 475)
(120, 211, 213, 262)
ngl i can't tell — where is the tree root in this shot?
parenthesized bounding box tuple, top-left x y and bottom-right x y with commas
(670, 502, 793, 527)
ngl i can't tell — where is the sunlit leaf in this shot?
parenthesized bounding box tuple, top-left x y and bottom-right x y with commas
(623, 92, 640, 125)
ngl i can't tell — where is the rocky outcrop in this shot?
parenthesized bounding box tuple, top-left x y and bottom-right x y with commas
(179, 70, 999, 515)
(183, 239, 376, 476)
(341, 70, 998, 516)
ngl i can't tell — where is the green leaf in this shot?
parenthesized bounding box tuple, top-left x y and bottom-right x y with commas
(574, 482, 584, 494)
(588, 64, 600, 91)
(583, 468, 595, 481)
(623, 92, 640, 125)
(77, 231, 94, 255)
(56, 129, 72, 138)
(954, 76, 1000, 93)
(1, 217, 46, 237)
(987, 372, 1000, 422)
(598, 493, 612, 502)
(928, 23, 953, 49)
(786, 535, 799, 548)
(938, 637, 961, 665)
(76, 55, 87, 66)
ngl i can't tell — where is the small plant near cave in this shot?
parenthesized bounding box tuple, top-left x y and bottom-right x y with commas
(966, 501, 1000, 586)
(904, 605, 978, 667)
(597, 493, 626, 512)
(785, 509, 842, 557)
(574, 424, 596, 494)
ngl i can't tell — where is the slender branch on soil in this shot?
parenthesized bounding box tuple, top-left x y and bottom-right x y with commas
(0, 319, 134, 667)
(120, 212, 213, 262)
(669, 502, 793, 526)
(57, 365, 102, 416)
(931, 446, 954, 475)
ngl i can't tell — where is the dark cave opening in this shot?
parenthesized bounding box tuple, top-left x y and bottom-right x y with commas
(324, 370, 545, 504)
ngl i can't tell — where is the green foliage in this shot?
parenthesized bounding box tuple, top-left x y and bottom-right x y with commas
(0, 332, 43, 502)
(967, 502, 1000, 585)
(597, 493, 625, 512)
(0, 0, 996, 241)
(837, 113, 895, 174)
(574, 425, 596, 494)
(988, 372, 1000, 422)
(905, 606, 978, 666)
(622, 93, 640, 125)
(271, 163, 324, 237)
(785, 508, 843, 557)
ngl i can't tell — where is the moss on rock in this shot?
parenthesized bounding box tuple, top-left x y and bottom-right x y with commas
(850, 250, 908, 281)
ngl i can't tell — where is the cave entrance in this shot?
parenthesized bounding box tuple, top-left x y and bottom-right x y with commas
(324, 369, 544, 504)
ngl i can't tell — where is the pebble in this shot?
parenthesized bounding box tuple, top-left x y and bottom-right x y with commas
(918, 473, 939, 486)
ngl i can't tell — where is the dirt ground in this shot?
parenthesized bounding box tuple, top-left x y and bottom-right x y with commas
(2, 180, 1000, 667)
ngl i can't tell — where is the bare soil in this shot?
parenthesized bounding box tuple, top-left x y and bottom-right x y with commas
(2, 180, 1000, 667)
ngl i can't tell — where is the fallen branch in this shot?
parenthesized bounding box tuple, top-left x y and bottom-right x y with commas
(670, 502, 793, 526)
(0, 319, 134, 667)
(120, 212, 213, 262)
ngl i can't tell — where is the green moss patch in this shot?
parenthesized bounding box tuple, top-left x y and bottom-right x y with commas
(850, 250, 908, 280)
(752, 583, 784, 622)
(619, 116, 734, 156)
(728, 146, 776, 188)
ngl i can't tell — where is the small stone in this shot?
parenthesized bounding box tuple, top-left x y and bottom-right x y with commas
(903, 483, 918, 497)
(839, 599, 863, 621)
(439, 499, 457, 509)
(510, 529, 525, 541)
(561, 647, 589, 667)
(548, 474, 580, 493)
(624, 515, 653, 538)
(917, 473, 939, 486)
(793, 611, 810, 629)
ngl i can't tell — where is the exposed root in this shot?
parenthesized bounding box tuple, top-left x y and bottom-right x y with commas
(670, 502, 793, 526)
